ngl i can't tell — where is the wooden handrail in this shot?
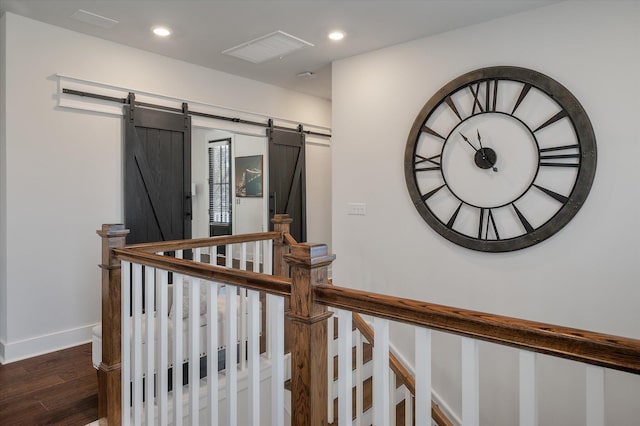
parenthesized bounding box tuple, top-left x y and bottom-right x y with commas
(283, 232, 298, 247)
(316, 284, 640, 375)
(125, 231, 280, 253)
(113, 248, 292, 298)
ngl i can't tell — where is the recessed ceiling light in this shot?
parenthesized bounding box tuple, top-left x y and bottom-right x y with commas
(328, 31, 345, 41)
(152, 27, 171, 37)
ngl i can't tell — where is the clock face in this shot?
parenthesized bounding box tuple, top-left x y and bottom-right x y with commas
(404, 66, 597, 252)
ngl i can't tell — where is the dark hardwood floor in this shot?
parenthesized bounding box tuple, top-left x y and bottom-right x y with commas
(0, 343, 98, 425)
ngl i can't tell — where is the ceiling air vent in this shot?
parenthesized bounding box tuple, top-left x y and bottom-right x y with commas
(222, 30, 314, 64)
(70, 9, 119, 29)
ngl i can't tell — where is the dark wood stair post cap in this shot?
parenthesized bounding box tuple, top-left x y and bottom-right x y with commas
(97, 224, 130, 268)
(285, 243, 336, 268)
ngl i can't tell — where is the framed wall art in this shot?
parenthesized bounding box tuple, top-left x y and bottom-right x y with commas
(235, 155, 263, 197)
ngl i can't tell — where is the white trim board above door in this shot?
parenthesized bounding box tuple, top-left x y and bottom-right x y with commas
(55, 74, 332, 146)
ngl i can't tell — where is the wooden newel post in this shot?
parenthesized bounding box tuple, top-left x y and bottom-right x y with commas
(97, 224, 129, 426)
(271, 213, 293, 278)
(284, 243, 335, 426)
(272, 213, 294, 353)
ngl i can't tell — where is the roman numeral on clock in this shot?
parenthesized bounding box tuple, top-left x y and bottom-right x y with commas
(539, 144, 580, 167)
(469, 80, 498, 115)
(485, 79, 498, 112)
(414, 154, 441, 172)
(478, 208, 500, 240)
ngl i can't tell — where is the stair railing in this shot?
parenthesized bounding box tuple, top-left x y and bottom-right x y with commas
(97, 223, 290, 425)
(98, 215, 640, 425)
(318, 283, 640, 425)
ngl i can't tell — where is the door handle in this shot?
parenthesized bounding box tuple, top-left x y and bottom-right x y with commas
(269, 192, 277, 215)
(185, 192, 192, 219)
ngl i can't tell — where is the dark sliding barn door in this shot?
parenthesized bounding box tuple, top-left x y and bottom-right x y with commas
(268, 127, 306, 242)
(124, 97, 192, 244)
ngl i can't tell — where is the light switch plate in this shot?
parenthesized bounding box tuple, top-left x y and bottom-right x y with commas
(348, 202, 366, 215)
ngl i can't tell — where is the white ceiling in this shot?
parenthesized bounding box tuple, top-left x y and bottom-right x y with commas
(0, 0, 562, 100)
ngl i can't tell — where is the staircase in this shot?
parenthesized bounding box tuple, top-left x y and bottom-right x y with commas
(284, 316, 426, 426)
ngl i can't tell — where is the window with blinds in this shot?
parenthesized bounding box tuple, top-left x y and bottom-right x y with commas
(208, 140, 231, 225)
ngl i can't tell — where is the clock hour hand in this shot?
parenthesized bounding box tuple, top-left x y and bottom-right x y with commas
(459, 132, 479, 152)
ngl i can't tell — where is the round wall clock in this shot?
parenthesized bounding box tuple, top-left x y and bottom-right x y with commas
(404, 66, 596, 252)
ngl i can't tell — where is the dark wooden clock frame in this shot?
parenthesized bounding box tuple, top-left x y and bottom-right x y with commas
(404, 66, 597, 252)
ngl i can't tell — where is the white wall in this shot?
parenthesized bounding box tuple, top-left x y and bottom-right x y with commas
(233, 133, 268, 235)
(332, 2, 639, 425)
(306, 140, 333, 251)
(0, 12, 331, 363)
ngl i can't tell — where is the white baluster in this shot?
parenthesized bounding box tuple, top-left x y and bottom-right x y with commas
(327, 310, 335, 424)
(121, 261, 131, 426)
(390, 372, 396, 426)
(461, 337, 479, 426)
(269, 294, 285, 426)
(373, 317, 390, 426)
(415, 327, 431, 426)
(253, 241, 261, 273)
(519, 350, 537, 426)
(253, 241, 261, 274)
(264, 240, 272, 275)
(337, 309, 353, 426)
(355, 331, 364, 426)
(240, 243, 248, 371)
(132, 263, 143, 426)
(248, 241, 261, 426)
(586, 366, 605, 426)
(264, 240, 273, 359)
(404, 386, 412, 426)
(174, 251, 183, 425)
(145, 266, 155, 425)
(240, 242, 247, 270)
(247, 288, 260, 426)
(226, 284, 238, 426)
(158, 270, 169, 426)
(207, 281, 219, 426)
(226, 244, 233, 268)
(189, 277, 200, 425)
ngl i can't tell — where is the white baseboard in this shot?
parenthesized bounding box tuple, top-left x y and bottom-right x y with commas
(0, 323, 97, 364)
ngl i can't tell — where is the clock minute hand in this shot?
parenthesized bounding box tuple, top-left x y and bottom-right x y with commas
(459, 132, 479, 152)
(476, 129, 485, 152)
(476, 129, 487, 160)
